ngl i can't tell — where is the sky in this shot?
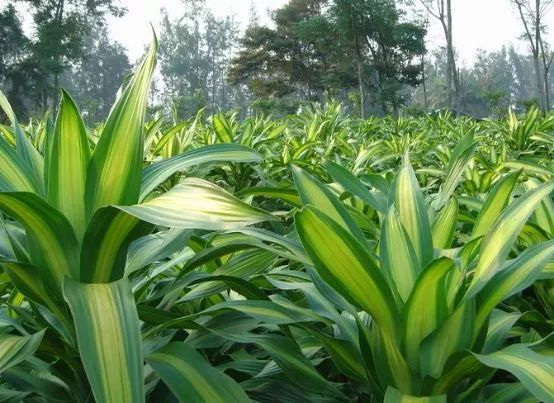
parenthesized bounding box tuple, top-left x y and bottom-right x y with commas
(108, 0, 554, 65)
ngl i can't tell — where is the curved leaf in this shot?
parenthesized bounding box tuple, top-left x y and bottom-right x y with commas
(380, 207, 419, 302)
(384, 386, 446, 403)
(472, 171, 520, 239)
(475, 240, 554, 333)
(141, 144, 262, 200)
(0, 330, 44, 373)
(121, 179, 276, 230)
(468, 180, 554, 296)
(47, 90, 91, 241)
(295, 206, 398, 338)
(63, 277, 144, 403)
(0, 193, 80, 294)
(474, 344, 554, 402)
(146, 342, 249, 403)
(85, 36, 157, 215)
(402, 258, 453, 367)
(393, 156, 433, 267)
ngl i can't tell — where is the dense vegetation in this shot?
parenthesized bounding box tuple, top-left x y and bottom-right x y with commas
(0, 38, 553, 402)
(3, 0, 554, 123)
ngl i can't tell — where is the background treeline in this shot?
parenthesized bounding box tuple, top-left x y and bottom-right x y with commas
(1, 0, 553, 123)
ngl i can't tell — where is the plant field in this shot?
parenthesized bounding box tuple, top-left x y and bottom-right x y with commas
(0, 41, 553, 403)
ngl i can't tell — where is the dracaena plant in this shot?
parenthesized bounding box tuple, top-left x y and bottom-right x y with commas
(0, 35, 275, 402)
(290, 156, 554, 402)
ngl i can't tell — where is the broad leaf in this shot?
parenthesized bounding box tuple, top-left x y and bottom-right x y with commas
(296, 206, 398, 338)
(47, 90, 91, 241)
(0, 193, 80, 294)
(474, 344, 554, 402)
(63, 278, 144, 403)
(140, 144, 262, 200)
(468, 180, 554, 296)
(147, 342, 249, 403)
(85, 36, 157, 216)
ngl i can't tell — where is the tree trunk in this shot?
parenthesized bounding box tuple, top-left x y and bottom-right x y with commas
(422, 54, 428, 108)
(543, 66, 550, 110)
(446, 0, 460, 110)
(533, 54, 545, 109)
(357, 59, 365, 119)
(54, 74, 59, 109)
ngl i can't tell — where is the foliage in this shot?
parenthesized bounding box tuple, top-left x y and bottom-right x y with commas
(0, 36, 554, 402)
(60, 24, 131, 124)
(229, 0, 425, 116)
(158, 2, 241, 119)
(0, 0, 125, 117)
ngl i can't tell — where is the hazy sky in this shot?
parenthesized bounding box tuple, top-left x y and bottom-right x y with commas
(108, 0, 554, 64)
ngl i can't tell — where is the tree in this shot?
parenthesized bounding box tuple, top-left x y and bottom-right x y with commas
(332, 0, 370, 117)
(158, 2, 240, 118)
(465, 48, 514, 116)
(230, 0, 425, 116)
(417, 0, 460, 110)
(0, 4, 34, 120)
(509, 47, 537, 106)
(229, 0, 330, 114)
(512, 0, 554, 111)
(5, 0, 125, 111)
(60, 25, 130, 124)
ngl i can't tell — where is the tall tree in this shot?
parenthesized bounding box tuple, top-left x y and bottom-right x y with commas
(410, 47, 542, 116)
(509, 46, 536, 104)
(158, 2, 240, 118)
(60, 24, 130, 124)
(417, 0, 460, 110)
(512, 0, 554, 110)
(8, 0, 125, 111)
(0, 4, 35, 120)
(229, 0, 330, 114)
(332, 0, 369, 118)
(230, 0, 425, 116)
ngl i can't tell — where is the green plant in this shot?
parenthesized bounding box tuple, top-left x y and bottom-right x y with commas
(290, 160, 554, 401)
(0, 36, 275, 402)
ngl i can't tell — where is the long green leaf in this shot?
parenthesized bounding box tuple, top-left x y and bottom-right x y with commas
(295, 206, 398, 337)
(402, 258, 452, 367)
(121, 178, 276, 230)
(431, 198, 458, 249)
(63, 278, 144, 403)
(325, 160, 387, 213)
(141, 144, 262, 200)
(468, 180, 554, 296)
(80, 208, 151, 283)
(393, 156, 433, 267)
(384, 386, 446, 403)
(524, 177, 554, 235)
(292, 165, 367, 243)
(85, 36, 157, 216)
(0, 91, 44, 194)
(0, 193, 80, 294)
(475, 240, 554, 334)
(0, 136, 40, 193)
(0, 330, 44, 373)
(474, 344, 554, 402)
(479, 383, 536, 403)
(371, 325, 414, 393)
(212, 112, 234, 143)
(434, 133, 476, 209)
(472, 171, 520, 239)
(47, 90, 91, 241)
(147, 342, 249, 403)
(220, 332, 344, 398)
(380, 207, 419, 302)
(419, 300, 475, 378)
(1, 261, 68, 324)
